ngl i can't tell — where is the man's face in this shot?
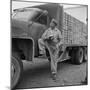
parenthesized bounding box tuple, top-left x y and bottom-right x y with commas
(50, 22, 56, 29)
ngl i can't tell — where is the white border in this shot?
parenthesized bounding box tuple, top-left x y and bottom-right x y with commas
(0, 0, 89, 90)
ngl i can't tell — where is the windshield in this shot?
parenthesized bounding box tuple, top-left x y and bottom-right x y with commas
(13, 10, 41, 21)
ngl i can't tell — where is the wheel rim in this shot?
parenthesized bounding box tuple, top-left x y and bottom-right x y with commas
(79, 49, 83, 63)
(11, 62, 16, 81)
(11, 57, 21, 89)
(85, 48, 87, 60)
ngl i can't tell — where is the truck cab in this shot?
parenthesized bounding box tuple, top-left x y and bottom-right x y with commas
(11, 7, 49, 89)
(12, 8, 49, 59)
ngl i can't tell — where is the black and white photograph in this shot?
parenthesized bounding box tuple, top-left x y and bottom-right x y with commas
(11, 0, 88, 89)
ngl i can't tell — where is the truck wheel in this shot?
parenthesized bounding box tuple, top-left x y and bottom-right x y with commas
(83, 47, 87, 62)
(11, 56, 23, 89)
(70, 49, 76, 64)
(75, 47, 84, 64)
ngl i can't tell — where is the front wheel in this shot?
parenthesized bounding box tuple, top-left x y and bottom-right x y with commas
(11, 56, 23, 89)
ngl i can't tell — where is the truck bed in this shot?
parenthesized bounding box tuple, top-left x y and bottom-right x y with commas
(20, 3, 87, 47)
(32, 3, 87, 46)
(62, 12, 87, 46)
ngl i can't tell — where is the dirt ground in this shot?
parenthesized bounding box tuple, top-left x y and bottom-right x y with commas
(16, 58, 87, 89)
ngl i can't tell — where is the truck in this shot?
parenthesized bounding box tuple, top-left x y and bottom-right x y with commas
(11, 3, 88, 89)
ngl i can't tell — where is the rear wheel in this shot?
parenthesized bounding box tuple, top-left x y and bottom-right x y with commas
(75, 47, 83, 64)
(83, 47, 87, 62)
(70, 49, 76, 64)
(71, 47, 83, 64)
(11, 56, 23, 89)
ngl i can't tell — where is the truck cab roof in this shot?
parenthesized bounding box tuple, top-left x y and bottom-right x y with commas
(12, 8, 43, 21)
(13, 8, 43, 12)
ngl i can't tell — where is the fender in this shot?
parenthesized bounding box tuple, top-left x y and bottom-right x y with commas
(12, 37, 34, 61)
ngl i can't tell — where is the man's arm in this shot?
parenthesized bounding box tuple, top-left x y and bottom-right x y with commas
(42, 29, 53, 40)
(57, 29, 62, 42)
(41, 29, 48, 40)
(56, 30, 63, 48)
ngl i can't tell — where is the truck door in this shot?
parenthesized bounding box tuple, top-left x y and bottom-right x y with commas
(28, 13, 48, 56)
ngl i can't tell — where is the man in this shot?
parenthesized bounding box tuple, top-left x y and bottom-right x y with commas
(38, 19, 63, 80)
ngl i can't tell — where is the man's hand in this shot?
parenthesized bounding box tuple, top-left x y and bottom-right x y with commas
(44, 36, 54, 41)
(49, 36, 54, 40)
(56, 43, 59, 49)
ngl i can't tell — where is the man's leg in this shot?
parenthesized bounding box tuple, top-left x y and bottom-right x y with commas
(38, 38, 45, 55)
(50, 47, 58, 80)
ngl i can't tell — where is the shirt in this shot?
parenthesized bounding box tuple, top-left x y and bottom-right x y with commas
(42, 27, 62, 43)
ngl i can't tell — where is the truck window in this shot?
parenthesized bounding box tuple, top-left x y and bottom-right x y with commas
(35, 14, 47, 25)
(12, 10, 40, 21)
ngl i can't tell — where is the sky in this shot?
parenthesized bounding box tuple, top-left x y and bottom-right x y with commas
(12, 1, 81, 11)
(64, 6, 87, 23)
(12, 1, 87, 23)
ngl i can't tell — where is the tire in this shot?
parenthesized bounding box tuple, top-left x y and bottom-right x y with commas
(11, 56, 23, 89)
(71, 47, 83, 64)
(75, 47, 84, 64)
(83, 47, 87, 62)
(70, 49, 76, 64)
